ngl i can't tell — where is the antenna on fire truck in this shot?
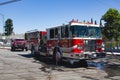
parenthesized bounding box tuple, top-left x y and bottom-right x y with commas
(69, 19, 78, 23)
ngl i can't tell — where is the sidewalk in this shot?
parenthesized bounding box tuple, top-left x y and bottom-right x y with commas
(0, 46, 11, 49)
(106, 52, 120, 55)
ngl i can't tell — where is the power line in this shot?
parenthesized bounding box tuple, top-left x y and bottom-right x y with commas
(0, 0, 21, 6)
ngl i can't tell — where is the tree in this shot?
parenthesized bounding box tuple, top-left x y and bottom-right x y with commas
(101, 8, 120, 41)
(4, 18, 14, 36)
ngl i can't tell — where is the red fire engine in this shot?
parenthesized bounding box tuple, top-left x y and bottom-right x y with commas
(24, 29, 47, 55)
(25, 20, 106, 64)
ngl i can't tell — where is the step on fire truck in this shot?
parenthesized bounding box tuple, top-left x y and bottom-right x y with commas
(25, 20, 106, 64)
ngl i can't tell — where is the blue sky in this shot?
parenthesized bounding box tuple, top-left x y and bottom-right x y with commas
(0, 0, 120, 34)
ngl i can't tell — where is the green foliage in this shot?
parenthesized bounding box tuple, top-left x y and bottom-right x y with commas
(117, 36, 120, 43)
(111, 41, 116, 47)
(105, 41, 116, 48)
(101, 8, 120, 41)
(4, 18, 14, 36)
(105, 42, 110, 48)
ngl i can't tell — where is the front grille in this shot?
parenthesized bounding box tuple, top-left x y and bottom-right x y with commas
(84, 40, 96, 52)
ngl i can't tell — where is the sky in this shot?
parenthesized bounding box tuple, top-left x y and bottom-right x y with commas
(0, 0, 120, 34)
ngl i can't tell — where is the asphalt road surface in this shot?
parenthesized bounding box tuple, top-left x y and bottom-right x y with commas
(0, 49, 120, 80)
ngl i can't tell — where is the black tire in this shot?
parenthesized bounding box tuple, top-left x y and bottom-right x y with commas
(22, 48, 24, 51)
(53, 47, 62, 65)
(11, 47, 15, 51)
(11, 47, 13, 51)
(79, 59, 88, 67)
(25, 48, 28, 51)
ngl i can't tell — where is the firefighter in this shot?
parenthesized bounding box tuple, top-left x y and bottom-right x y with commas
(31, 43, 35, 55)
(39, 39, 47, 52)
(40, 39, 44, 46)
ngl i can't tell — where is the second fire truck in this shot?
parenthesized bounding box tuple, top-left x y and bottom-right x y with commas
(25, 20, 106, 64)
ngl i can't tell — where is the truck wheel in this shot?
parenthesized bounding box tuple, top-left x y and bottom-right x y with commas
(11, 47, 15, 51)
(25, 48, 28, 51)
(14, 48, 15, 51)
(53, 47, 62, 65)
(11, 47, 13, 51)
(79, 60, 88, 67)
(22, 48, 24, 51)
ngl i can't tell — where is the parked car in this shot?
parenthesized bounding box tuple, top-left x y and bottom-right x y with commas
(11, 39, 28, 51)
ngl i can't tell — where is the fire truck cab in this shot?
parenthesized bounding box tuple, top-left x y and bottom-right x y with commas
(46, 20, 106, 64)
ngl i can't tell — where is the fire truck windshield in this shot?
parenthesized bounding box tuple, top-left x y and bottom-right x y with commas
(88, 27, 101, 38)
(70, 25, 101, 38)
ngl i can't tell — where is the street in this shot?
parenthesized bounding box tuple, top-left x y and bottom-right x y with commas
(0, 49, 120, 80)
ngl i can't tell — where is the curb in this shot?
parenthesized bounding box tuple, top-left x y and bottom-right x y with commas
(106, 52, 120, 55)
(0, 47, 11, 50)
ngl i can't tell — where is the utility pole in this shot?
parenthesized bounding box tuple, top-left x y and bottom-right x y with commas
(0, 13, 4, 35)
